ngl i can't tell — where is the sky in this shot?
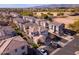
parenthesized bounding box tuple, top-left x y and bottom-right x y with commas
(0, 4, 43, 8)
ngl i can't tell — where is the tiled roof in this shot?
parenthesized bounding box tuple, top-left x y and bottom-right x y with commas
(13, 18, 26, 24)
(0, 36, 27, 54)
(52, 21, 63, 26)
(0, 26, 15, 40)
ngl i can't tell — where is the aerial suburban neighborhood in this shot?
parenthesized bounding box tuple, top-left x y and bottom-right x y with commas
(0, 4, 79, 55)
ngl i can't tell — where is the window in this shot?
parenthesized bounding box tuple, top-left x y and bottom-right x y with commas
(52, 25, 53, 29)
(15, 49, 17, 52)
(41, 31, 47, 35)
(54, 26, 56, 32)
(21, 46, 25, 50)
(31, 32, 39, 36)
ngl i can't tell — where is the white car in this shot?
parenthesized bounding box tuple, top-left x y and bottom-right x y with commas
(38, 48, 48, 55)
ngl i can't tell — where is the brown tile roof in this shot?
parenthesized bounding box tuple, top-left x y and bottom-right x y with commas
(0, 36, 27, 54)
(3, 39, 27, 54)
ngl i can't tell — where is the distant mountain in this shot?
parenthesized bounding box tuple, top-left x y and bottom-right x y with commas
(33, 4, 79, 8)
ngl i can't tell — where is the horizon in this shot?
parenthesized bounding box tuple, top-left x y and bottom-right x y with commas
(0, 4, 79, 8)
(0, 4, 44, 8)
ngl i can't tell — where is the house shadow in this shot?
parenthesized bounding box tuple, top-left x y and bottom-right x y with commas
(69, 13, 79, 16)
(63, 29, 77, 36)
(52, 36, 61, 42)
(27, 46, 37, 55)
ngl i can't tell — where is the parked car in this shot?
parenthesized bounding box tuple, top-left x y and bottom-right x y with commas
(51, 42, 61, 48)
(38, 48, 48, 55)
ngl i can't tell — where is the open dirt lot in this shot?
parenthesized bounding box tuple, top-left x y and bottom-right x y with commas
(53, 16, 79, 28)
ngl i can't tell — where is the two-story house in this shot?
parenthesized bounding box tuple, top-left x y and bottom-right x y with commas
(49, 22, 65, 35)
(0, 36, 28, 55)
(0, 26, 16, 40)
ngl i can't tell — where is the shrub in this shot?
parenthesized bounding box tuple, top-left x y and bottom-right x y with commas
(32, 43, 38, 49)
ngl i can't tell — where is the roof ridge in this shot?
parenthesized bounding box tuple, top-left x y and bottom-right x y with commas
(0, 37, 13, 54)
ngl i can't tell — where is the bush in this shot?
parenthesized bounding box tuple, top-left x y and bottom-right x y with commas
(32, 43, 38, 49)
(15, 28, 23, 37)
(41, 13, 52, 21)
(20, 11, 33, 16)
(68, 20, 79, 33)
(57, 12, 64, 16)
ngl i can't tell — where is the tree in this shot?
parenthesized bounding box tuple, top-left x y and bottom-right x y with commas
(68, 19, 79, 33)
(57, 12, 64, 16)
(41, 13, 48, 19)
(32, 43, 38, 49)
(15, 28, 23, 37)
(20, 11, 33, 16)
(41, 13, 52, 21)
(70, 9, 75, 12)
(47, 12, 53, 16)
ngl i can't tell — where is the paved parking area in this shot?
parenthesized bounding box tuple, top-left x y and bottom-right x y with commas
(50, 36, 76, 55)
(49, 34, 75, 55)
(36, 33, 75, 55)
(54, 38, 79, 55)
